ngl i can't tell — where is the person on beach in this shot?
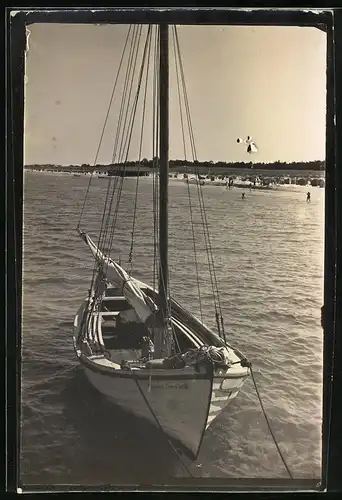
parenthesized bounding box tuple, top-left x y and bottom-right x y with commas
(242, 192, 245, 199)
(306, 191, 311, 202)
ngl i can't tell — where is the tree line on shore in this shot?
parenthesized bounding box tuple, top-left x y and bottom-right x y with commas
(25, 158, 325, 172)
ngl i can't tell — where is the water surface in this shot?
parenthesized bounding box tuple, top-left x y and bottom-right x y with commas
(21, 171, 324, 486)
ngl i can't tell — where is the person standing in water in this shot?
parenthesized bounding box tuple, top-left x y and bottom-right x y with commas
(306, 191, 311, 202)
(242, 192, 245, 199)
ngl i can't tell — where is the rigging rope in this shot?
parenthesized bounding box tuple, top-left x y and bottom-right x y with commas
(128, 26, 153, 269)
(82, 26, 141, 313)
(93, 25, 143, 271)
(250, 367, 294, 479)
(77, 26, 136, 338)
(79, 26, 144, 339)
(95, 25, 143, 262)
(172, 26, 204, 325)
(101, 25, 143, 256)
(110, 25, 139, 164)
(173, 26, 225, 340)
(76, 25, 133, 231)
(78, 25, 155, 349)
(116, 25, 143, 164)
(106, 26, 152, 265)
(129, 365, 195, 478)
(97, 25, 150, 267)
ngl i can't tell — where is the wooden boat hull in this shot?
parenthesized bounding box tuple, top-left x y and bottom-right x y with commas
(78, 353, 214, 460)
(74, 342, 248, 459)
(80, 360, 247, 456)
(73, 282, 250, 459)
(207, 376, 247, 428)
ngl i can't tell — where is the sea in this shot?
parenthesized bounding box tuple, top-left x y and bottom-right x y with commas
(21, 170, 324, 488)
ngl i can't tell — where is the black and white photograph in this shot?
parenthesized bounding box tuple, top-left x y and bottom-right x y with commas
(19, 15, 327, 489)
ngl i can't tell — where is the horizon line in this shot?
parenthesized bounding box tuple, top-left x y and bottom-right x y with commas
(24, 159, 325, 167)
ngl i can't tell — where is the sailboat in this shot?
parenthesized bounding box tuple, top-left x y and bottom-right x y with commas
(73, 24, 251, 461)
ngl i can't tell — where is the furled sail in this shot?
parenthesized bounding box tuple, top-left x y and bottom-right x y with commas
(79, 231, 157, 323)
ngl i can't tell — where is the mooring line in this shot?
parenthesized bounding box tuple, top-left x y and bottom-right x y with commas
(250, 366, 294, 479)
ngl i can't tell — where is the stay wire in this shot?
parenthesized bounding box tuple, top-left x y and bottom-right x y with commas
(93, 27, 139, 271)
(102, 25, 143, 262)
(174, 27, 225, 340)
(89, 26, 140, 296)
(250, 366, 294, 480)
(174, 27, 221, 334)
(128, 26, 153, 268)
(99, 25, 141, 255)
(174, 30, 219, 294)
(107, 26, 152, 261)
(111, 25, 140, 165)
(76, 25, 133, 231)
(173, 29, 215, 289)
(100, 177, 121, 274)
(85, 25, 145, 334)
(98, 23, 140, 260)
(115, 25, 142, 164)
(116, 25, 143, 164)
(100, 25, 142, 257)
(78, 26, 136, 337)
(172, 26, 204, 324)
(121, 26, 151, 167)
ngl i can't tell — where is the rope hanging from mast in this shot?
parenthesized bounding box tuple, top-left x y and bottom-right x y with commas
(128, 25, 153, 269)
(172, 26, 226, 342)
(76, 25, 134, 232)
(76, 25, 156, 345)
(172, 26, 204, 326)
(86, 26, 143, 322)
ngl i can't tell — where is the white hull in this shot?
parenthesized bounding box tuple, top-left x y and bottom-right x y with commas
(82, 361, 213, 458)
(207, 377, 246, 428)
(73, 279, 250, 459)
(80, 358, 247, 457)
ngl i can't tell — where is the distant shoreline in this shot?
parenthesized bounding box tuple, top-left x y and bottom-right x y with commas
(24, 159, 325, 175)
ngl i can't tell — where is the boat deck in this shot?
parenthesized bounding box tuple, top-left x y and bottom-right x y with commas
(75, 288, 248, 379)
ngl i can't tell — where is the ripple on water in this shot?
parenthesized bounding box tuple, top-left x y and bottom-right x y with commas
(21, 173, 324, 485)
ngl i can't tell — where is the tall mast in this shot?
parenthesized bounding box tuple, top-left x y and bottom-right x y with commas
(155, 24, 171, 357)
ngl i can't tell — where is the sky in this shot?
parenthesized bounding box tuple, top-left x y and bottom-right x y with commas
(24, 23, 327, 165)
